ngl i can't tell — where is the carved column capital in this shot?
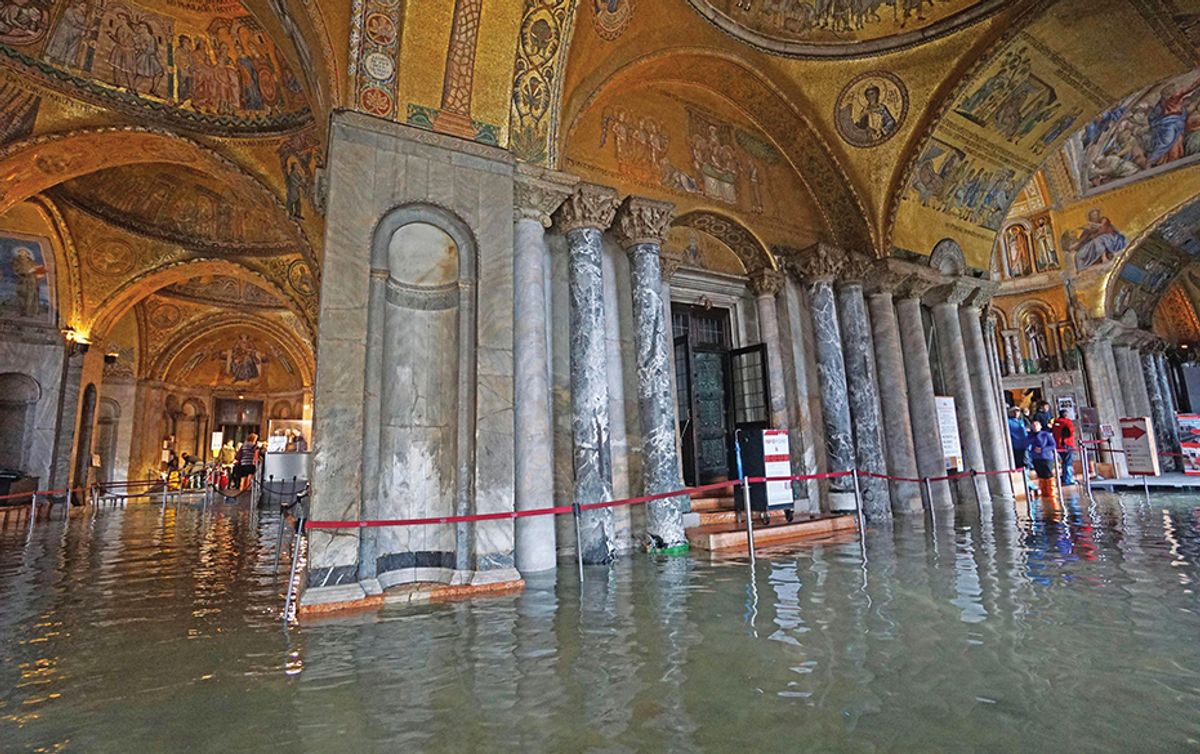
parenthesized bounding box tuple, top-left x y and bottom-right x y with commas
(660, 251, 685, 283)
(514, 165, 578, 227)
(836, 251, 876, 287)
(554, 182, 620, 234)
(786, 242, 845, 285)
(923, 279, 977, 308)
(748, 267, 785, 298)
(614, 196, 675, 249)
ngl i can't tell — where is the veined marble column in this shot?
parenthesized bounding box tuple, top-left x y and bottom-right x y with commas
(1156, 352, 1184, 468)
(1080, 330, 1128, 477)
(614, 196, 687, 551)
(928, 281, 990, 505)
(513, 167, 575, 574)
(895, 285, 954, 510)
(792, 244, 855, 511)
(1114, 343, 1152, 418)
(749, 268, 790, 432)
(960, 293, 1014, 504)
(49, 348, 86, 496)
(867, 276, 922, 513)
(554, 183, 621, 565)
(1141, 347, 1176, 472)
(835, 254, 889, 519)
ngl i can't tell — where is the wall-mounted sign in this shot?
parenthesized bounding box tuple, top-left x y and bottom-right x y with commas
(936, 396, 963, 472)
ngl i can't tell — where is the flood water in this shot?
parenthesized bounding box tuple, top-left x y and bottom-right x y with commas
(2, 493, 1200, 752)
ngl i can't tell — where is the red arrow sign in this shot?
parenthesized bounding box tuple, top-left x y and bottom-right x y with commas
(1122, 425, 1147, 441)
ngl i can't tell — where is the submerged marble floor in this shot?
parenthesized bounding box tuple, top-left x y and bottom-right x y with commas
(1, 494, 1199, 752)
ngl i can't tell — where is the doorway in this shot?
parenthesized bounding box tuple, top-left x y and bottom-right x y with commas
(672, 303, 771, 486)
(214, 398, 264, 446)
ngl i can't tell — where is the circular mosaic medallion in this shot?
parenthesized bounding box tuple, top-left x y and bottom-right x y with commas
(834, 71, 908, 148)
(359, 86, 393, 117)
(86, 240, 135, 277)
(520, 7, 561, 64)
(593, 0, 633, 42)
(364, 51, 395, 82)
(288, 260, 316, 297)
(365, 12, 397, 45)
(150, 303, 182, 330)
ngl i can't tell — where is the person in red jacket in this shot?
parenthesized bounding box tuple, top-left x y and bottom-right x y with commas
(1052, 410, 1076, 486)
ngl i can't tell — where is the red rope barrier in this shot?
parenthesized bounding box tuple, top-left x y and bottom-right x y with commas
(0, 487, 85, 503)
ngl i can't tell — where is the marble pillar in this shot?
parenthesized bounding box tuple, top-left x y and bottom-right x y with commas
(777, 276, 822, 512)
(513, 168, 575, 574)
(749, 268, 790, 432)
(1114, 344, 1152, 418)
(1156, 352, 1184, 468)
(928, 282, 990, 505)
(1081, 332, 1128, 477)
(835, 255, 889, 519)
(791, 245, 855, 511)
(867, 281, 922, 513)
(1141, 349, 1176, 472)
(960, 297, 1014, 504)
(554, 184, 621, 565)
(601, 234, 634, 550)
(48, 348, 85, 495)
(614, 196, 687, 551)
(895, 288, 954, 510)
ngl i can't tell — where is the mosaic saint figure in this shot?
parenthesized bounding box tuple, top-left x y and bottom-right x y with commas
(132, 20, 164, 94)
(1067, 209, 1127, 271)
(45, 1, 90, 67)
(8, 246, 46, 318)
(1146, 76, 1200, 166)
(853, 85, 896, 141)
(175, 34, 192, 101)
(1032, 216, 1059, 272)
(1024, 313, 1049, 367)
(1005, 224, 1033, 278)
(106, 12, 138, 89)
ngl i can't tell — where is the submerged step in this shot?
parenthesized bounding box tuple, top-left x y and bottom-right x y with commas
(685, 514, 858, 551)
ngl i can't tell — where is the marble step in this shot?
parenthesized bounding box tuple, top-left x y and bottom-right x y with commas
(695, 508, 796, 527)
(689, 496, 736, 512)
(685, 514, 858, 551)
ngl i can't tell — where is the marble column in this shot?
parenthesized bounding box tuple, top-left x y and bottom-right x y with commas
(895, 285, 954, 510)
(614, 196, 687, 551)
(48, 348, 85, 495)
(1141, 347, 1176, 472)
(749, 268, 790, 432)
(1156, 352, 1183, 468)
(835, 254, 889, 519)
(1001, 331, 1020, 377)
(513, 167, 575, 574)
(928, 281, 991, 505)
(1080, 330, 1128, 477)
(791, 244, 855, 511)
(554, 183, 621, 565)
(960, 293, 1014, 504)
(867, 276, 922, 513)
(1114, 343, 1152, 418)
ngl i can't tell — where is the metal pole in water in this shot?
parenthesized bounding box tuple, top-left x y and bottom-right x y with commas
(283, 516, 305, 623)
(851, 469, 866, 531)
(161, 477, 167, 512)
(734, 430, 755, 560)
(572, 501, 584, 583)
(273, 506, 286, 574)
(1143, 474, 1150, 503)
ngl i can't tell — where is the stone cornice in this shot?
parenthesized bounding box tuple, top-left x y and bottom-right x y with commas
(554, 183, 620, 234)
(924, 279, 978, 307)
(748, 267, 785, 297)
(614, 196, 675, 249)
(514, 165, 579, 227)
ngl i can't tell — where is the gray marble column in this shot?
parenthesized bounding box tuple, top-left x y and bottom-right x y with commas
(867, 278, 922, 513)
(48, 348, 85, 495)
(791, 244, 855, 511)
(1156, 351, 1183, 468)
(1080, 329, 1128, 477)
(614, 196, 687, 551)
(835, 255, 889, 519)
(960, 294, 1014, 504)
(928, 281, 991, 505)
(895, 286, 954, 510)
(513, 168, 575, 574)
(1141, 347, 1176, 472)
(1114, 343, 1152, 418)
(554, 183, 621, 565)
(749, 268, 790, 432)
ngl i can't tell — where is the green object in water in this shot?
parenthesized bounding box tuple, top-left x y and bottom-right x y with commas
(651, 543, 689, 555)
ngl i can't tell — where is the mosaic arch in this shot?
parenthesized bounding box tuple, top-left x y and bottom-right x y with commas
(153, 318, 313, 390)
(685, 0, 1006, 58)
(0, 0, 312, 134)
(672, 210, 774, 272)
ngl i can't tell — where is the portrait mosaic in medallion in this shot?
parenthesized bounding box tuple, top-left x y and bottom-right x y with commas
(685, 0, 1004, 57)
(834, 70, 907, 148)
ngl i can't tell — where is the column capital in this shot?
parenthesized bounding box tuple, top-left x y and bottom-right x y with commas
(748, 267, 785, 297)
(514, 165, 579, 227)
(660, 251, 685, 282)
(835, 251, 877, 288)
(554, 182, 620, 234)
(614, 196, 675, 249)
(783, 242, 845, 284)
(923, 278, 977, 307)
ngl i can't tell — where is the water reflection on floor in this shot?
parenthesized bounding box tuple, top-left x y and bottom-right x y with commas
(2, 493, 1200, 752)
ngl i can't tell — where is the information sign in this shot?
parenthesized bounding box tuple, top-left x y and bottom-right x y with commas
(1119, 416, 1160, 476)
(936, 396, 962, 472)
(1177, 415, 1200, 475)
(1079, 406, 1100, 435)
(210, 431, 224, 454)
(761, 429, 793, 508)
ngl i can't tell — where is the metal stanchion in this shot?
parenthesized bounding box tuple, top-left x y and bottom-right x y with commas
(572, 501, 585, 582)
(1142, 474, 1151, 503)
(273, 503, 287, 574)
(851, 469, 866, 533)
(734, 430, 755, 561)
(1080, 443, 1093, 500)
(283, 516, 306, 623)
(971, 469, 983, 510)
(161, 477, 168, 512)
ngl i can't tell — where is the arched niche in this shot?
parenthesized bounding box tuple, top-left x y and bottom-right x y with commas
(361, 204, 478, 586)
(72, 383, 98, 495)
(95, 398, 121, 484)
(0, 373, 41, 474)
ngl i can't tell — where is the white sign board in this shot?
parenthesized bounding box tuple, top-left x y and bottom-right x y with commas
(1119, 416, 1160, 476)
(210, 431, 224, 454)
(761, 429, 792, 507)
(266, 435, 288, 453)
(936, 396, 963, 472)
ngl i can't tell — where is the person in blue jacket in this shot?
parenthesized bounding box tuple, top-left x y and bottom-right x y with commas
(1008, 407, 1029, 468)
(1028, 419, 1058, 481)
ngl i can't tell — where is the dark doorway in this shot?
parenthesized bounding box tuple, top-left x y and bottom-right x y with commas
(214, 398, 264, 446)
(672, 304, 771, 486)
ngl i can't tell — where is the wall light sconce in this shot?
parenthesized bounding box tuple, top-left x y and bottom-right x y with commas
(62, 328, 90, 355)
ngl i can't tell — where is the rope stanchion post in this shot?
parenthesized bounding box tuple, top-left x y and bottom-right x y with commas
(851, 468, 866, 534)
(283, 514, 306, 623)
(161, 476, 167, 512)
(571, 500, 584, 582)
(734, 430, 755, 561)
(1143, 474, 1150, 503)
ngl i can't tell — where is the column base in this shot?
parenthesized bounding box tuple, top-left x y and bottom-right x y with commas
(828, 490, 858, 512)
